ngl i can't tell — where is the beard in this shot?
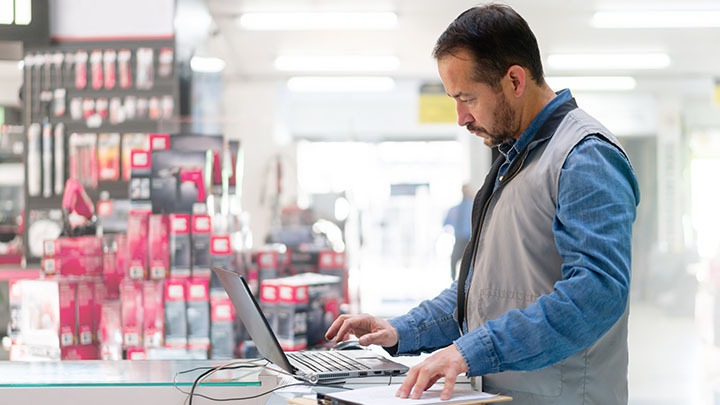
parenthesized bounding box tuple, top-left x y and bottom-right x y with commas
(466, 92, 520, 147)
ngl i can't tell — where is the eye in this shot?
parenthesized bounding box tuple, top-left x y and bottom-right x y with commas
(459, 98, 474, 104)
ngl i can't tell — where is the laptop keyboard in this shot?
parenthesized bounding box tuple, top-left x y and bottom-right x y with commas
(287, 350, 371, 373)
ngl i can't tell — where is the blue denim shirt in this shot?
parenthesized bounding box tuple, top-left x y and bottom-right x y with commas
(388, 89, 640, 377)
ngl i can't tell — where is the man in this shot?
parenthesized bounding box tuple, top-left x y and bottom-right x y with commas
(326, 4, 639, 404)
(444, 184, 473, 280)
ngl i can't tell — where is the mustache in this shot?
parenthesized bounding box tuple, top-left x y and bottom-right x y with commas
(466, 124, 487, 134)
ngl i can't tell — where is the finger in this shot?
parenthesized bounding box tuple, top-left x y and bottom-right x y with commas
(423, 375, 441, 391)
(325, 315, 349, 340)
(358, 330, 384, 346)
(396, 366, 419, 398)
(333, 318, 358, 343)
(411, 365, 434, 399)
(440, 369, 458, 401)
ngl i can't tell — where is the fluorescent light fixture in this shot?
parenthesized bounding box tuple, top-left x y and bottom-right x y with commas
(238, 12, 397, 31)
(287, 76, 395, 93)
(275, 55, 399, 72)
(546, 53, 670, 70)
(546, 76, 636, 91)
(190, 56, 226, 73)
(592, 10, 720, 28)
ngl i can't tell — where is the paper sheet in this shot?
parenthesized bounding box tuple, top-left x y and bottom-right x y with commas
(324, 383, 500, 404)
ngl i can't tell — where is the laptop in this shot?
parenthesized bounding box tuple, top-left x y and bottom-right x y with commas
(211, 266, 409, 383)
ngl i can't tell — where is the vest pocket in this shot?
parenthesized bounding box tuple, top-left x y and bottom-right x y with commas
(482, 362, 562, 397)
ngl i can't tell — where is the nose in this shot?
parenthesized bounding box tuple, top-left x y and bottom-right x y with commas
(456, 101, 473, 127)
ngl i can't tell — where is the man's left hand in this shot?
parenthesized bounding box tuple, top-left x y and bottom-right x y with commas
(395, 343, 468, 401)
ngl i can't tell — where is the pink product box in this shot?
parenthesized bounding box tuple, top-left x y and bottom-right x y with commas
(42, 255, 103, 277)
(149, 214, 170, 280)
(102, 251, 121, 299)
(210, 295, 235, 359)
(164, 280, 188, 349)
(99, 300, 123, 360)
(76, 280, 95, 346)
(43, 236, 103, 258)
(143, 280, 165, 348)
(191, 215, 212, 279)
(127, 211, 150, 280)
(120, 280, 143, 348)
(9, 279, 77, 348)
(61, 344, 100, 360)
(169, 214, 192, 279)
(187, 279, 210, 350)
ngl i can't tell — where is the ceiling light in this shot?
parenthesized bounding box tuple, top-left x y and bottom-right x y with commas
(237, 12, 397, 31)
(190, 56, 226, 73)
(592, 10, 720, 28)
(546, 53, 670, 70)
(546, 76, 636, 91)
(275, 55, 399, 72)
(287, 76, 395, 93)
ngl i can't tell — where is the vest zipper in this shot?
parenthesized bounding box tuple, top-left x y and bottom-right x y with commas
(462, 151, 531, 332)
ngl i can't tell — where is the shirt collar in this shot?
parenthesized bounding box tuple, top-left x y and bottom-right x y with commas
(498, 88, 573, 158)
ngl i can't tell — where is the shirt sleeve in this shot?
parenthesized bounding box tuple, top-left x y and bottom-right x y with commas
(453, 136, 640, 376)
(387, 281, 462, 355)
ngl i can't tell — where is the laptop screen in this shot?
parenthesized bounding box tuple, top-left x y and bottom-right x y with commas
(211, 266, 294, 374)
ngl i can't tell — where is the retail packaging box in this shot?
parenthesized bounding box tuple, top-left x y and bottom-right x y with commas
(256, 250, 280, 284)
(114, 232, 129, 282)
(102, 251, 121, 299)
(93, 280, 111, 342)
(61, 344, 100, 360)
(42, 255, 103, 277)
(99, 300, 123, 360)
(129, 149, 151, 202)
(187, 279, 210, 350)
(143, 280, 165, 348)
(209, 235, 233, 294)
(126, 348, 148, 360)
(120, 280, 143, 348)
(148, 214, 170, 280)
(9, 344, 61, 361)
(164, 280, 188, 349)
(210, 294, 235, 359)
(317, 251, 349, 304)
(43, 235, 102, 258)
(191, 215, 212, 279)
(262, 273, 341, 351)
(76, 279, 95, 346)
(258, 281, 280, 340)
(169, 213, 192, 279)
(149, 133, 170, 151)
(8, 279, 77, 349)
(96, 198, 131, 234)
(127, 210, 150, 280)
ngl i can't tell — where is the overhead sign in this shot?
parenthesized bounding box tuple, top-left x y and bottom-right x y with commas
(418, 82, 456, 123)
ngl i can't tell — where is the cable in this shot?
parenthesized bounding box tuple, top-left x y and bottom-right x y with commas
(175, 359, 354, 403)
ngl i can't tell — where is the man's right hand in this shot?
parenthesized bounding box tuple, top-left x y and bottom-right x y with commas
(325, 314, 399, 348)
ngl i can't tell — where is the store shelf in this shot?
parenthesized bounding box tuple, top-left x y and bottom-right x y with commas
(0, 266, 42, 281)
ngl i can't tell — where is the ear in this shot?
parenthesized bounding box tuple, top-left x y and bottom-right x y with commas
(505, 65, 526, 98)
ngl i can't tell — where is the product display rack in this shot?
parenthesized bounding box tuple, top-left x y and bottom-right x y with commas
(22, 38, 180, 262)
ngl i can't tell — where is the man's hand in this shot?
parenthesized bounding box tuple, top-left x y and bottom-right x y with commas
(395, 344, 468, 401)
(324, 314, 398, 347)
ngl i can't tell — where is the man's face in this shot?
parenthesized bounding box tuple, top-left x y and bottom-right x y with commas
(438, 49, 520, 147)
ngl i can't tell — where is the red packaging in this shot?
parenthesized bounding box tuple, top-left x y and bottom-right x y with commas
(143, 281, 165, 348)
(118, 49, 131, 89)
(169, 214, 192, 279)
(74, 50, 87, 89)
(93, 281, 110, 343)
(62, 344, 100, 360)
(187, 279, 210, 350)
(149, 133, 170, 151)
(103, 251, 120, 298)
(120, 280, 143, 348)
(126, 348, 148, 360)
(115, 233, 129, 279)
(90, 49, 103, 90)
(191, 215, 212, 279)
(164, 280, 188, 349)
(76, 280, 95, 346)
(10, 279, 77, 348)
(149, 214, 170, 280)
(99, 300, 123, 360)
(103, 49, 116, 89)
(127, 210, 150, 279)
(43, 236, 102, 258)
(42, 256, 103, 277)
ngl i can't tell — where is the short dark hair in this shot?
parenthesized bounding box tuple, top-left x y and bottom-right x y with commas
(433, 4, 545, 88)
